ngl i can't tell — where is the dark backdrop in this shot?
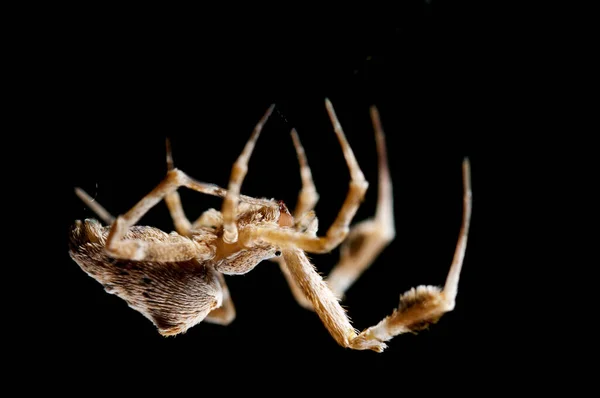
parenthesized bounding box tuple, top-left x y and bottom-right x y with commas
(23, 2, 517, 392)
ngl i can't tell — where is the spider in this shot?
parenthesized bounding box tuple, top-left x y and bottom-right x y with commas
(69, 99, 472, 352)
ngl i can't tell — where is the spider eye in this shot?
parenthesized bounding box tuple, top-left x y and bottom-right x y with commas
(275, 250, 282, 257)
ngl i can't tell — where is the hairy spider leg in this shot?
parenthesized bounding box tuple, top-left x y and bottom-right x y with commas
(221, 104, 275, 244)
(282, 158, 472, 352)
(240, 99, 369, 254)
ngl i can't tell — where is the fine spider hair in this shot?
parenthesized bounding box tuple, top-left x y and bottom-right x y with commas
(69, 99, 472, 352)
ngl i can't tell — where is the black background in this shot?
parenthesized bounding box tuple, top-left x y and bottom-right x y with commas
(17, 1, 528, 392)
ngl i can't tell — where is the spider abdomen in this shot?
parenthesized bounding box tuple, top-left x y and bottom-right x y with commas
(69, 219, 224, 335)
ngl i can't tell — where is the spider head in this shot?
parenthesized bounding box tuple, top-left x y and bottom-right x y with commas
(277, 200, 294, 227)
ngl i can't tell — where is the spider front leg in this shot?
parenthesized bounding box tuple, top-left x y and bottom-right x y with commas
(242, 99, 368, 254)
(355, 159, 472, 344)
(283, 159, 472, 352)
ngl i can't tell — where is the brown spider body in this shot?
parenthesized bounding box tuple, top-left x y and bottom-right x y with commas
(70, 202, 289, 336)
(69, 100, 472, 352)
(70, 220, 223, 336)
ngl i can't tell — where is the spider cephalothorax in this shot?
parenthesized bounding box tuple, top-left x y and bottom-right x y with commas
(70, 100, 472, 352)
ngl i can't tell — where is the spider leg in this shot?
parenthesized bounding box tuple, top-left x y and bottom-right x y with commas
(290, 128, 319, 219)
(75, 187, 115, 225)
(442, 159, 472, 307)
(162, 139, 277, 236)
(276, 256, 314, 310)
(355, 158, 472, 343)
(282, 159, 472, 352)
(75, 140, 212, 239)
(276, 106, 394, 308)
(103, 114, 280, 262)
(271, 128, 320, 308)
(326, 105, 395, 299)
(221, 104, 275, 244)
(104, 168, 235, 262)
(75, 185, 201, 262)
(204, 272, 236, 325)
(163, 138, 193, 236)
(241, 99, 368, 254)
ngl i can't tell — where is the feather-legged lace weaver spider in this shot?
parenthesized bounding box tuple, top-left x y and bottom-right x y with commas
(69, 99, 471, 352)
